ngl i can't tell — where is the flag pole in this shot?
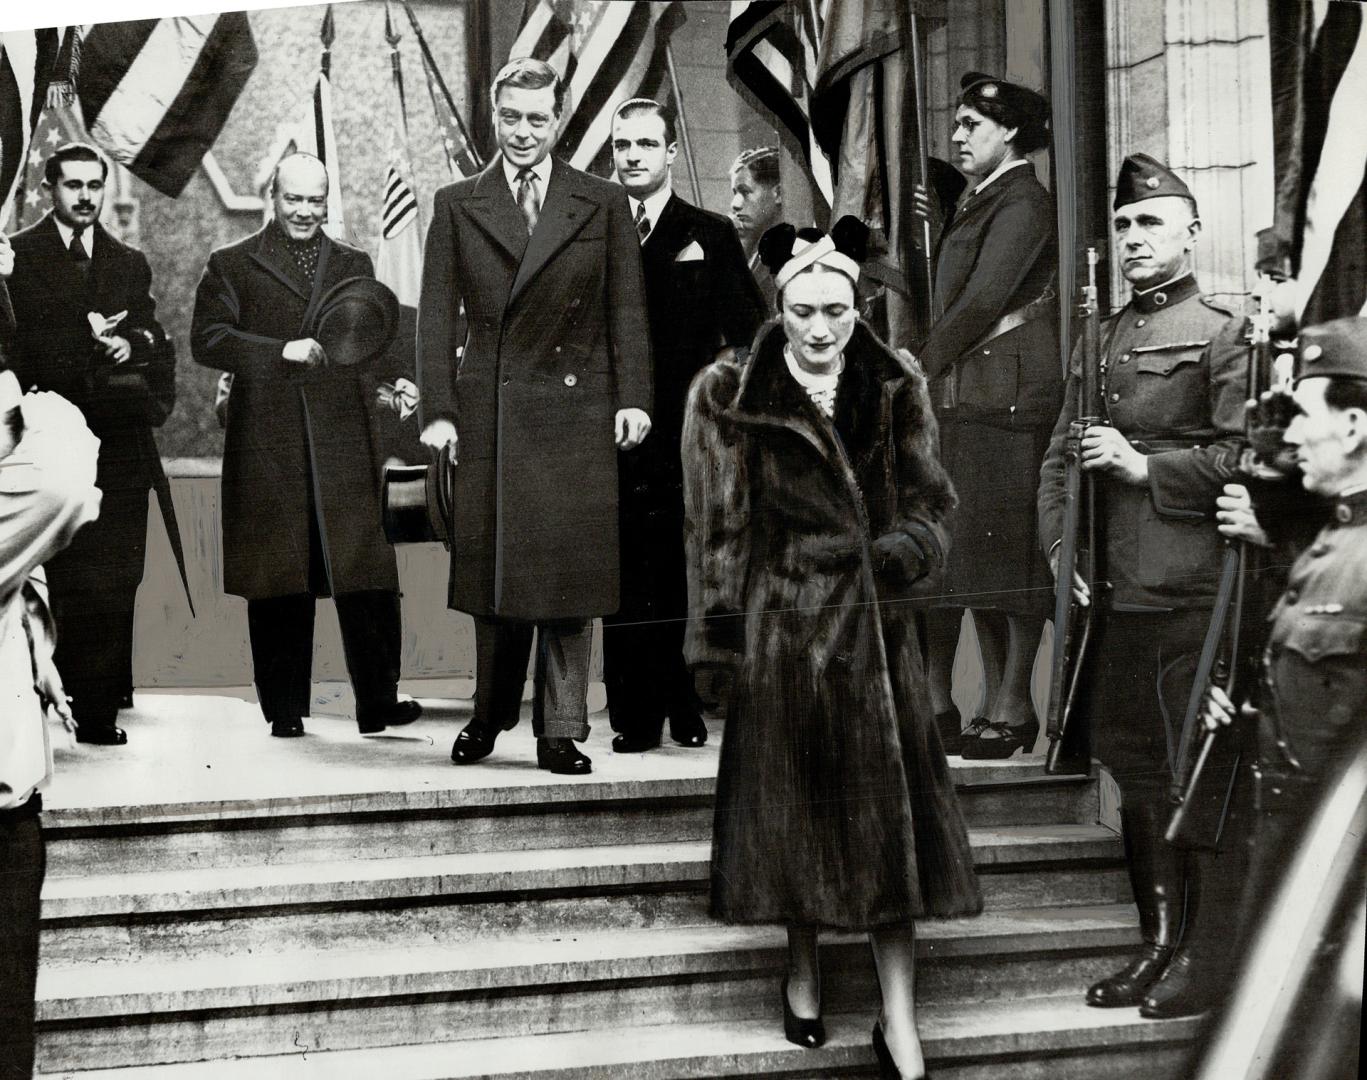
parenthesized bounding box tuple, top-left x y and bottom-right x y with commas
(907, 6, 935, 304)
(663, 42, 703, 205)
(401, 0, 483, 170)
(1048, 0, 1079, 377)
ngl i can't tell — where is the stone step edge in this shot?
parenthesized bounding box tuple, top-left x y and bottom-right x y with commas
(35, 995, 1200, 1079)
(41, 827, 1124, 921)
(36, 904, 1140, 1021)
(42, 764, 1093, 831)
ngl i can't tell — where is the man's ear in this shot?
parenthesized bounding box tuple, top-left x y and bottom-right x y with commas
(1186, 216, 1203, 250)
(1343, 406, 1367, 458)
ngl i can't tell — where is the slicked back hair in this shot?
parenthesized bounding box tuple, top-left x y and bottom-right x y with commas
(491, 57, 565, 117)
(44, 142, 109, 186)
(613, 97, 677, 145)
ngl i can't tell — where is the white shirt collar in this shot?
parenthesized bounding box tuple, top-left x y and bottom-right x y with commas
(503, 154, 553, 198)
(53, 218, 94, 258)
(629, 185, 673, 236)
(972, 157, 1031, 196)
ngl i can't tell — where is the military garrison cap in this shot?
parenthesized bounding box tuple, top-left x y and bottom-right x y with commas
(1294, 316, 1367, 384)
(1114, 153, 1196, 210)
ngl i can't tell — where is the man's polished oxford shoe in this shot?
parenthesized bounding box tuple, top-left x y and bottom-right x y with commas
(1139, 950, 1208, 1018)
(611, 732, 661, 753)
(537, 738, 592, 775)
(669, 715, 708, 748)
(269, 718, 305, 738)
(1086, 941, 1174, 1007)
(75, 725, 128, 746)
(358, 699, 423, 735)
(450, 722, 498, 764)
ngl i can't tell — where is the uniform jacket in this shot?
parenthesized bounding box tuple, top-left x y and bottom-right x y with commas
(191, 225, 399, 600)
(6, 214, 187, 596)
(417, 157, 651, 621)
(1038, 275, 1245, 609)
(918, 164, 1061, 425)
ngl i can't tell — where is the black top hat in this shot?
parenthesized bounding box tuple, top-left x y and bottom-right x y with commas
(311, 277, 400, 367)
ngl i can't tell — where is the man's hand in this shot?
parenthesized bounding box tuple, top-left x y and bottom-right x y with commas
(282, 338, 327, 369)
(420, 419, 458, 459)
(99, 335, 133, 365)
(0, 232, 13, 278)
(1081, 424, 1147, 484)
(1049, 546, 1091, 607)
(1215, 483, 1271, 547)
(33, 650, 76, 737)
(1203, 684, 1235, 734)
(615, 408, 651, 450)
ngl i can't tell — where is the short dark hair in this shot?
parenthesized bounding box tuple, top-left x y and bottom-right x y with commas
(613, 97, 676, 145)
(44, 142, 109, 186)
(731, 146, 780, 188)
(1324, 376, 1367, 415)
(958, 80, 1050, 156)
(491, 57, 565, 118)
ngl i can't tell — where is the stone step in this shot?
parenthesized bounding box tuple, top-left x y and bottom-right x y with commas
(36, 996, 1199, 1079)
(35, 907, 1141, 1071)
(41, 766, 1098, 877)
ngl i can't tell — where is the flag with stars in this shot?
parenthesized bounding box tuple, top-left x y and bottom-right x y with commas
(1, 29, 60, 229)
(510, 0, 686, 176)
(14, 103, 121, 231)
(418, 47, 481, 179)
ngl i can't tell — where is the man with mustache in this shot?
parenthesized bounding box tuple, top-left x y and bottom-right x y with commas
(4, 142, 185, 747)
(1037, 153, 1247, 1018)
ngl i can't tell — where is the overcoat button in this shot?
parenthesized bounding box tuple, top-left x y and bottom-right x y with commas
(564, 373, 578, 387)
(1110, 393, 1120, 402)
(554, 346, 562, 354)
(1136, 318, 1146, 327)
(1120, 353, 1131, 363)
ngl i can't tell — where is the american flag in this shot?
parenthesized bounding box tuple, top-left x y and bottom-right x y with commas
(1, 29, 60, 229)
(376, 9, 421, 310)
(726, 0, 833, 206)
(510, 0, 685, 176)
(13, 103, 117, 231)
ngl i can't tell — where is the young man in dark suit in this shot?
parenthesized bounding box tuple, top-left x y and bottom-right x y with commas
(418, 58, 653, 775)
(604, 98, 766, 753)
(5, 143, 186, 746)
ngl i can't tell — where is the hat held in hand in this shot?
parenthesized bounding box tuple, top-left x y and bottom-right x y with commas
(310, 277, 400, 367)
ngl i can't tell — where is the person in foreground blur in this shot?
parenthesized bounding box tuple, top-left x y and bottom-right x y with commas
(1204, 317, 1367, 1023)
(603, 97, 765, 754)
(418, 58, 652, 776)
(1037, 154, 1246, 1017)
(191, 152, 419, 739)
(0, 364, 102, 1079)
(683, 221, 981, 1080)
(728, 146, 783, 312)
(6, 142, 183, 746)
(914, 73, 1060, 759)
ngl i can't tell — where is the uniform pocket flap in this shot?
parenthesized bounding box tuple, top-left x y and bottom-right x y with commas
(1135, 350, 1202, 376)
(1279, 614, 1365, 662)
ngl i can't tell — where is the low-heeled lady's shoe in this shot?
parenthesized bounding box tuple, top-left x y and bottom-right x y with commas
(961, 718, 1039, 760)
(780, 976, 825, 1049)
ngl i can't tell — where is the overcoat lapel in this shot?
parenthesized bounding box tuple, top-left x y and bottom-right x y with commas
(248, 226, 312, 302)
(26, 215, 86, 303)
(641, 194, 690, 264)
(510, 166, 595, 303)
(87, 226, 118, 308)
(464, 159, 531, 264)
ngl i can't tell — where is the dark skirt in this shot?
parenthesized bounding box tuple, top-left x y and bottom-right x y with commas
(936, 413, 1054, 615)
(710, 605, 984, 931)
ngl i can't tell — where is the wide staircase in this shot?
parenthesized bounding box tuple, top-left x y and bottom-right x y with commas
(36, 720, 1200, 1078)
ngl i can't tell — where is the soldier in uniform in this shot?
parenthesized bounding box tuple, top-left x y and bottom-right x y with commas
(1037, 154, 1246, 1016)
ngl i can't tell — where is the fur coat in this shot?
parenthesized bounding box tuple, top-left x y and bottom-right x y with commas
(682, 320, 983, 929)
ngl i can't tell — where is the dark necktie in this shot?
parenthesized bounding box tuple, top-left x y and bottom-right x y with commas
(516, 168, 540, 236)
(68, 228, 91, 284)
(634, 202, 650, 244)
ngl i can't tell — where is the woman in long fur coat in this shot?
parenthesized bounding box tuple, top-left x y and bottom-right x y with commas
(682, 222, 982, 1080)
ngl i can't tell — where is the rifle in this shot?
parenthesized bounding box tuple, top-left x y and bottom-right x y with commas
(1044, 248, 1104, 775)
(1166, 290, 1275, 849)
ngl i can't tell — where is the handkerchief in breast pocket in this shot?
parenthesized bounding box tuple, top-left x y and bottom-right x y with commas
(675, 241, 704, 263)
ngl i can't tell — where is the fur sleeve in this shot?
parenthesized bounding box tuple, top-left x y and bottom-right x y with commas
(681, 359, 750, 669)
(890, 360, 957, 569)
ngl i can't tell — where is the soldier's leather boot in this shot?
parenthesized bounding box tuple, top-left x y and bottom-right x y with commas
(1141, 856, 1211, 1018)
(1087, 803, 1182, 1007)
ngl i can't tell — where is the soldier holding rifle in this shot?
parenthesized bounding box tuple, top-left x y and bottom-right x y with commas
(1037, 155, 1246, 1016)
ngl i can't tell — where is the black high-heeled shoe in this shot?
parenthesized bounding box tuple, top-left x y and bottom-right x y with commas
(872, 1020, 930, 1080)
(780, 976, 825, 1049)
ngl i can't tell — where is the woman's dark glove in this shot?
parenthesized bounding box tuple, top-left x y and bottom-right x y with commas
(871, 529, 932, 584)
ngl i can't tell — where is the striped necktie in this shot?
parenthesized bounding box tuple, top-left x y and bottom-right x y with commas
(516, 168, 540, 236)
(634, 202, 650, 244)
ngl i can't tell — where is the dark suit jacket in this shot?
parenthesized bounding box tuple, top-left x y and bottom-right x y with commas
(6, 214, 185, 595)
(417, 157, 651, 621)
(191, 224, 399, 600)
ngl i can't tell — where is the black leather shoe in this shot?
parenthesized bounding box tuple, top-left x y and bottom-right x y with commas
(961, 719, 1039, 760)
(358, 699, 423, 735)
(780, 976, 825, 1049)
(537, 738, 592, 775)
(269, 718, 305, 739)
(451, 722, 498, 764)
(611, 732, 661, 753)
(669, 713, 708, 748)
(1139, 950, 1208, 1018)
(872, 1020, 928, 1079)
(1086, 941, 1174, 1007)
(76, 725, 128, 746)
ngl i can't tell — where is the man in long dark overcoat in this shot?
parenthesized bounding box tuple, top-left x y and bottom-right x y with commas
(5, 142, 187, 746)
(191, 153, 419, 738)
(603, 98, 765, 753)
(418, 58, 652, 775)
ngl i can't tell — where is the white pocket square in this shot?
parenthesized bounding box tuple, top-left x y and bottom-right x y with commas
(675, 241, 704, 263)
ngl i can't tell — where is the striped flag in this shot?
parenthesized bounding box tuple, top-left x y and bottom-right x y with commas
(0, 30, 60, 228)
(510, 0, 686, 176)
(726, 0, 833, 206)
(1264, 0, 1366, 323)
(76, 13, 257, 199)
(376, 13, 421, 309)
(418, 45, 481, 179)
